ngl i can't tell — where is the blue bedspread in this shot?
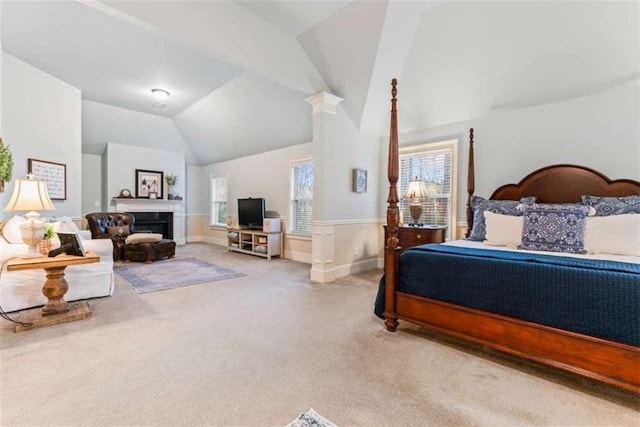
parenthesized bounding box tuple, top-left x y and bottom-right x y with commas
(374, 244, 640, 346)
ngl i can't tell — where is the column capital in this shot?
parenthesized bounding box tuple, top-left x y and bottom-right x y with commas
(305, 92, 343, 115)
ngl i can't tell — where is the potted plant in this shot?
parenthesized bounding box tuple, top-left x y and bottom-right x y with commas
(0, 140, 14, 192)
(165, 174, 178, 200)
(38, 223, 56, 255)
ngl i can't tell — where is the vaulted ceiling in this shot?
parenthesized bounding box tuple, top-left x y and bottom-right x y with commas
(2, 1, 637, 165)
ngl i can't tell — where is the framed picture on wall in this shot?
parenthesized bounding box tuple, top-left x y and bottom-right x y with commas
(135, 169, 163, 199)
(352, 168, 367, 193)
(28, 158, 67, 200)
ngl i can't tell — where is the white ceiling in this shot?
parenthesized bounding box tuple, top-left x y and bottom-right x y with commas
(2, 0, 242, 118)
(236, 0, 351, 36)
(2, 1, 638, 166)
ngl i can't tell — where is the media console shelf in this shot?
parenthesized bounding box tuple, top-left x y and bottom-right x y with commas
(227, 228, 282, 260)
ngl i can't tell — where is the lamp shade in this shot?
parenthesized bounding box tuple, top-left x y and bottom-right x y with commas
(4, 177, 55, 212)
(403, 176, 429, 200)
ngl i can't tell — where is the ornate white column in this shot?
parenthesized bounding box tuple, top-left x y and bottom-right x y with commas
(306, 92, 343, 283)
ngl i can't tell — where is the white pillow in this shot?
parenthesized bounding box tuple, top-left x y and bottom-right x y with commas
(584, 214, 640, 256)
(125, 233, 163, 244)
(52, 216, 80, 233)
(2, 215, 27, 244)
(483, 211, 523, 248)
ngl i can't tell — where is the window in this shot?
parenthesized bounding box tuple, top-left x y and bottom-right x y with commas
(210, 174, 228, 226)
(290, 159, 313, 234)
(399, 140, 457, 240)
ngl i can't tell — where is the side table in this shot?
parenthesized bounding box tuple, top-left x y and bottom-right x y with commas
(7, 252, 99, 331)
(383, 225, 447, 254)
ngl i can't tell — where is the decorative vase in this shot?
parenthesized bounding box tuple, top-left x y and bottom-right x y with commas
(38, 239, 52, 256)
(168, 185, 174, 200)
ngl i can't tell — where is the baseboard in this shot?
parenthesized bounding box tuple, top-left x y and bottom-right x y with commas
(285, 250, 311, 264)
(186, 236, 226, 247)
(333, 258, 379, 277)
(311, 257, 379, 283)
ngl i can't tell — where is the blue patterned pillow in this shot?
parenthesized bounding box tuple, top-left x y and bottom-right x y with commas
(467, 196, 536, 241)
(581, 195, 640, 216)
(518, 204, 590, 254)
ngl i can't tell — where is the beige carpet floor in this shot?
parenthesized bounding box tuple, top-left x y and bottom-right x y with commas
(0, 243, 637, 426)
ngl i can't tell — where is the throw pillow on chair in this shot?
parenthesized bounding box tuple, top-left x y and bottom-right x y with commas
(107, 225, 130, 236)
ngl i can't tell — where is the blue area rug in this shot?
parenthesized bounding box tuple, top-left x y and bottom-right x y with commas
(115, 257, 245, 294)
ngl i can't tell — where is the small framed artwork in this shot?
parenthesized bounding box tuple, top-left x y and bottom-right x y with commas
(149, 192, 157, 200)
(135, 169, 163, 199)
(352, 168, 367, 193)
(57, 232, 87, 257)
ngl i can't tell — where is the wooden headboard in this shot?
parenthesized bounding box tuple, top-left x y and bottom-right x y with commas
(466, 153, 640, 232)
(491, 164, 640, 202)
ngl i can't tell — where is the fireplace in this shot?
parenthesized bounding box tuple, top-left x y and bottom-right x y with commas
(114, 199, 184, 245)
(127, 211, 173, 239)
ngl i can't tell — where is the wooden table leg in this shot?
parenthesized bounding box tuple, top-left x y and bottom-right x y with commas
(41, 266, 70, 315)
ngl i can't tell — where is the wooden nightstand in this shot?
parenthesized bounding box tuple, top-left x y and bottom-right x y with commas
(383, 225, 446, 254)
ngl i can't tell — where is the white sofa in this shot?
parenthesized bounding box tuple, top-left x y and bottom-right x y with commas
(0, 217, 115, 313)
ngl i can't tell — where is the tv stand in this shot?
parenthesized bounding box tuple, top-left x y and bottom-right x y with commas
(227, 228, 282, 260)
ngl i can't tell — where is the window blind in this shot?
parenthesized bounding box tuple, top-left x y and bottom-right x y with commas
(210, 175, 228, 226)
(290, 160, 313, 234)
(399, 146, 453, 239)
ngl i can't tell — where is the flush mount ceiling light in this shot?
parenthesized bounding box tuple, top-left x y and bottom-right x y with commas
(151, 88, 170, 103)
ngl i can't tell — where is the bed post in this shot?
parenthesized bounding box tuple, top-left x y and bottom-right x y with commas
(466, 128, 475, 237)
(384, 79, 400, 332)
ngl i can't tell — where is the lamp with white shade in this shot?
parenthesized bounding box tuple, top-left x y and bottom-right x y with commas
(4, 174, 55, 258)
(403, 176, 429, 226)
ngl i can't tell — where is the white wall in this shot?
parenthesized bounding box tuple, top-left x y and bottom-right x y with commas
(104, 142, 186, 210)
(380, 84, 640, 224)
(1, 53, 82, 218)
(202, 142, 313, 221)
(323, 105, 380, 222)
(81, 154, 102, 214)
(186, 164, 203, 215)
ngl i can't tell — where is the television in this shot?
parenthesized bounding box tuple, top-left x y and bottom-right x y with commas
(238, 198, 265, 230)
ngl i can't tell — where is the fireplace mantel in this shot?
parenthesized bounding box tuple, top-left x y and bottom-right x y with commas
(113, 198, 185, 245)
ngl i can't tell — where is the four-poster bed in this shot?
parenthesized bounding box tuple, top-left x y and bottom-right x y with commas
(380, 78, 640, 393)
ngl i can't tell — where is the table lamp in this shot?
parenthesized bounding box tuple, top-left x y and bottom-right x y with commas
(4, 174, 55, 258)
(403, 176, 428, 226)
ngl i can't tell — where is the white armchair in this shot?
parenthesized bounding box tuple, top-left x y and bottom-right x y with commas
(0, 216, 115, 313)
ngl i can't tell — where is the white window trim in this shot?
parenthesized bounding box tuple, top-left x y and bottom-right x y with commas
(289, 157, 313, 236)
(210, 172, 229, 227)
(399, 139, 458, 240)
